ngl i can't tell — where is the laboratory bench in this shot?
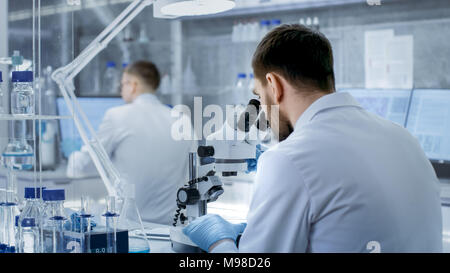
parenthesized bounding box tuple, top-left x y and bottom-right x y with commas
(138, 178, 450, 253)
(142, 222, 174, 253)
(2, 165, 450, 253)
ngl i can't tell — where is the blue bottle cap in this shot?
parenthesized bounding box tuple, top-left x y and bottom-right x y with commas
(106, 61, 116, 68)
(260, 20, 271, 26)
(249, 73, 254, 78)
(0, 71, 2, 82)
(238, 73, 247, 78)
(122, 63, 128, 68)
(21, 218, 36, 227)
(12, 71, 33, 82)
(6, 246, 15, 253)
(24, 187, 45, 199)
(42, 189, 65, 201)
(271, 19, 281, 25)
(15, 215, 19, 227)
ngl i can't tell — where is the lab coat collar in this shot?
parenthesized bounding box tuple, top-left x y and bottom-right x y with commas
(134, 93, 159, 104)
(294, 92, 361, 130)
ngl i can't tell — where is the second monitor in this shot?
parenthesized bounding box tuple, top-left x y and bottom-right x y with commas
(338, 88, 412, 127)
(56, 97, 124, 159)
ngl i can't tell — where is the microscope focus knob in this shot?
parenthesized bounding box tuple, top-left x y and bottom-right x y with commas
(197, 146, 215, 157)
(177, 188, 200, 206)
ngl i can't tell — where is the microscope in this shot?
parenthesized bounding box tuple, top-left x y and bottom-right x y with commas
(170, 99, 271, 253)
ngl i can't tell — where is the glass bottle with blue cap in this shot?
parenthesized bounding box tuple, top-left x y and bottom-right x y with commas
(270, 19, 281, 30)
(11, 71, 34, 116)
(41, 189, 71, 253)
(18, 187, 45, 253)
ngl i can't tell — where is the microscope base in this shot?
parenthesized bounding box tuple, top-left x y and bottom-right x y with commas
(170, 226, 203, 253)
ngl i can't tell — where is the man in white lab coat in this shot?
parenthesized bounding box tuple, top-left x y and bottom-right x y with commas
(67, 61, 193, 225)
(183, 24, 443, 252)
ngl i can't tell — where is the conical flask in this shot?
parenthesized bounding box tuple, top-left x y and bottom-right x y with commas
(117, 183, 150, 253)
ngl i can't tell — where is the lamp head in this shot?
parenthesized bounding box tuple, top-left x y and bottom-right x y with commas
(154, 0, 235, 18)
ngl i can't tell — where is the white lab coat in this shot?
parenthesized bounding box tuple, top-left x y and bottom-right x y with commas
(213, 92, 443, 253)
(67, 93, 193, 225)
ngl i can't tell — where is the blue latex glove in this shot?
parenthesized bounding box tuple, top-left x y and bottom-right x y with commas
(246, 144, 264, 173)
(183, 214, 246, 252)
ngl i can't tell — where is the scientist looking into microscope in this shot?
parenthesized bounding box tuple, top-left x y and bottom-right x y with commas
(183, 24, 443, 252)
(67, 61, 193, 225)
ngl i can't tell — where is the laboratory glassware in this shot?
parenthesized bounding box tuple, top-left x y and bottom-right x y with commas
(11, 71, 35, 116)
(259, 20, 271, 40)
(14, 215, 20, 252)
(1, 139, 34, 171)
(103, 196, 119, 253)
(78, 196, 94, 253)
(18, 187, 44, 253)
(41, 189, 70, 253)
(232, 73, 248, 105)
(2, 169, 20, 253)
(270, 19, 281, 30)
(0, 183, 6, 252)
(11, 51, 24, 72)
(102, 61, 120, 95)
(117, 184, 150, 253)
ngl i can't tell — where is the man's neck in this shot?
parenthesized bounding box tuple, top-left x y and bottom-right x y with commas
(287, 91, 328, 128)
(133, 91, 155, 101)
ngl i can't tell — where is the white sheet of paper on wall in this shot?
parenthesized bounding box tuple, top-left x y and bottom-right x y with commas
(365, 29, 394, 89)
(385, 35, 414, 89)
(365, 29, 414, 89)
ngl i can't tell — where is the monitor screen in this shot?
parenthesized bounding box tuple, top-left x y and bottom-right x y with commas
(406, 89, 450, 162)
(338, 89, 411, 126)
(57, 97, 124, 158)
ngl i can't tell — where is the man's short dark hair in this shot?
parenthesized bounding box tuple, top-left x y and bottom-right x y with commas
(124, 60, 161, 91)
(252, 24, 335, 92)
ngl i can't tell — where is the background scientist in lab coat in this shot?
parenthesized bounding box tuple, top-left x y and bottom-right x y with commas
(67, 61, 193, 225)
(183, 24, 443, 252)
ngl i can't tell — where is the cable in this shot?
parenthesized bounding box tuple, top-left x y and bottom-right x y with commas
(187, 176, 208, 186)
(172, 205, 184, 227)
(172, 176, 209, 226)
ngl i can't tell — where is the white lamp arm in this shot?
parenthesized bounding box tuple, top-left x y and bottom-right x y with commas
(51, 0, 154, 197)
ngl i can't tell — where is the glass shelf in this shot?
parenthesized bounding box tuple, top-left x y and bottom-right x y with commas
(0, 114, 72, 121)
(182, 0, 370, 20)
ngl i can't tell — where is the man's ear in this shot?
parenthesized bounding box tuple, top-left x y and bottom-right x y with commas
(130, 79, 139, 95)
(266, 72, 283, 104)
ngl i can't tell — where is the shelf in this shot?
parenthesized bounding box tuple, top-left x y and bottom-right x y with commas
(181, 0, 371, 20)
(0, 114, 72, 121)
(77, 94, 121, 98)
(8, 0, 134, 22)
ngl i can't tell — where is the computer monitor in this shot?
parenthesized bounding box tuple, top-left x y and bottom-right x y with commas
(406, 89, 450, 163)
(338, 89, 412, 127)
(56, 97, 124, 158)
